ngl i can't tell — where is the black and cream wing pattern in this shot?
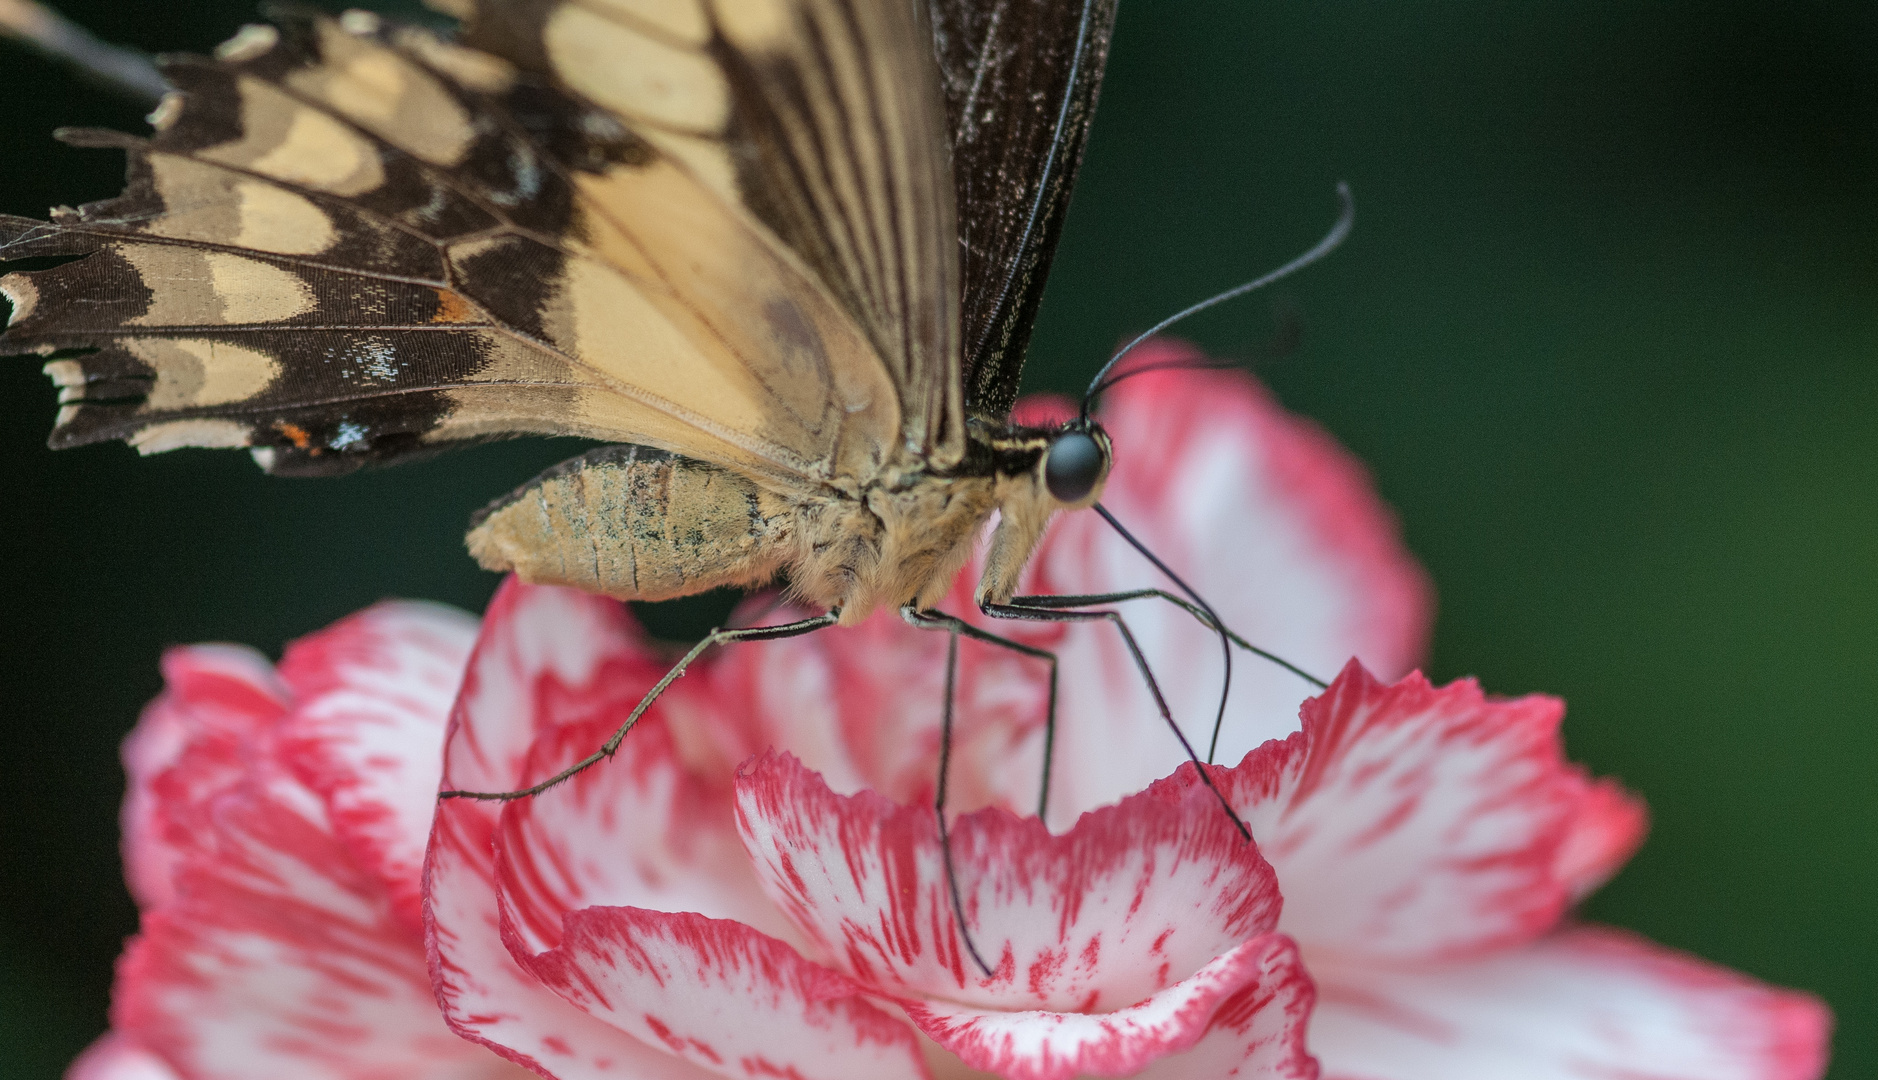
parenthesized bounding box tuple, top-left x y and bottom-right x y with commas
(0, 0, 1115, 474)
(2, 1, 960, 484)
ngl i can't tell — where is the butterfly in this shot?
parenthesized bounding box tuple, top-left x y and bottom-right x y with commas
(0, 0, 1117, 625)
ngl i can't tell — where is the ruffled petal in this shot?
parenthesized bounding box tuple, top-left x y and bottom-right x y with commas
(1176, 661, 1589, 961)
(735, 752, 1279, 1012)
(904, 934, 1317, 1080)
(494, 709, 807, 953)
(121, 645, 288, 909)
(1307, 926, 1831, 1080)
(276, 601, 478, 931)
(511, 907, 928, 1080)
(67, 1034, 183, 1080)
(993, 358, 1434, 824)
(427, 580, 788, 1079)
(113, 722, 498, 1079)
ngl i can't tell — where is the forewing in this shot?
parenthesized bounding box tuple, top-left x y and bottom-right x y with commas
(0, 10, 929, 482)
(929, 0, 1117, 420)
(445, 0, 964, 467)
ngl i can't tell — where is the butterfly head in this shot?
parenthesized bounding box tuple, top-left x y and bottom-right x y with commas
(1040, 421, 1111, 509)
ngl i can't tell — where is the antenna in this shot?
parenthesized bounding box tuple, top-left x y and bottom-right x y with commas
(1083, 182, 1355, 415)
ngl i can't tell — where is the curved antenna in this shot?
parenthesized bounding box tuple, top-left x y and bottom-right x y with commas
(1082, 182, 1355, 417)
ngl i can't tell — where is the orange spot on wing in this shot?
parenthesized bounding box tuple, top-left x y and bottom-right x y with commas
(431, 289, 478, 323)
(276, 422, 311, 449)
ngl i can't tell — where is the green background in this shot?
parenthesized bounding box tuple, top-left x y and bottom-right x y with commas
(1, 2, 1871, 1076)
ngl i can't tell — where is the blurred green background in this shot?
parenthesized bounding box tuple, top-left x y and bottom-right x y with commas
(1, 1, 1871, 1077)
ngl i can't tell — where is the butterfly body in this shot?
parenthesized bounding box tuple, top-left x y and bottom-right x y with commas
(466, 418, 1108, 623)
(1, 0, 1117, 621)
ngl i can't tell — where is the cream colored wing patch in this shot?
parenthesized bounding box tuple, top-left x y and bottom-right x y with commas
(449, 0, 965, 469)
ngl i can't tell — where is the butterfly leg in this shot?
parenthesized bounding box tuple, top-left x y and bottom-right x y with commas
(901, 608, 1062, 818)
(1003, 590, 1327, 691)
(980, 602, 1252, 842)
(1004, 587, 1326, 762)
(901, 607, 1060, 979)
(439, 609, 840, 802)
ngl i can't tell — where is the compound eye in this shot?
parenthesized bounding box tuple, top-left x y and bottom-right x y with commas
(1044, 430, 1105, 503)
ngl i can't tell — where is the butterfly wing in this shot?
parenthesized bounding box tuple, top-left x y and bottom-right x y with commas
(930, 0, 1117, 421)
(0, 4, 961, 483)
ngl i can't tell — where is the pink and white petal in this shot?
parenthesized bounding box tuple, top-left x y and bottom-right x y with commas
(67, 1034, 183, 1080)
(903, 933, 1317, 1080)
(428, 802, 719, 1080)
(1005, 359, 1434, 824)
(114, 758, 501, 1080)
(276, 601, 479, 931)
(512, 907, 928, 1080)
(495, 714, 804, 954)
(1189, 662, 1586, 962)
(1553, 775, 1649, 901)
(736, 752, 1278, 1012)
(1307, 926, 1831, 1080)
(710, 608, 1051, 816)
(121, 645, 289, 909)
(438, 580, 649, 800)
(427, 579, 737, 1078)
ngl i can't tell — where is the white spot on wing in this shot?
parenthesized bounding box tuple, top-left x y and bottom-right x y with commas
(215, 24, 279, 63)
(131, 418, 251, 454)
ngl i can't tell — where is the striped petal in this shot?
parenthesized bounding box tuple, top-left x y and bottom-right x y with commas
(735, 751, 1279, 1013)
(1307, 926, 1830, 1080)
(429, 580, 923, 1080)
(510, 908, 927, 1080)
(904, 933, 1318, 1080)
(120, 645, 289, 910)
(276, 600, 478, 931)
(112, 656, 501, 1080)
(1178, 662, 1600, 961)
(428, 580, 725, 1079)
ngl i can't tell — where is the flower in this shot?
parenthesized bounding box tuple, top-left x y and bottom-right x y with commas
(72, 602, 529, 1080)
(76, 344, 1830, 1080)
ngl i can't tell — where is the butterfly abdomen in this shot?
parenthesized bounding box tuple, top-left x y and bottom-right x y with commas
(469, 444, 998, 623)
(467, 443, 786, 603)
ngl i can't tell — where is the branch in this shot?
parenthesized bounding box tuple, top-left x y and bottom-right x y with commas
(0, 0, 168, 106)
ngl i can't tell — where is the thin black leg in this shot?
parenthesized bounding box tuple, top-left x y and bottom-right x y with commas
(904, 606, 1062, 980)
(902, 607, 1061, 819)
(981, 602, 1252, 843)
(931, 628, 994, 978)
(439, 609, 841, 801)
(1003, 589, 1328, 690)
(1091, 504, 1237, 764)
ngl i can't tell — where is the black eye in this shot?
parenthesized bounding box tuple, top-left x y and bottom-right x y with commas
(1044, 430, 1104, 502)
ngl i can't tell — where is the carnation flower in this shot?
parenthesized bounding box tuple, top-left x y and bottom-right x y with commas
(73, 347, 1829, 1080)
